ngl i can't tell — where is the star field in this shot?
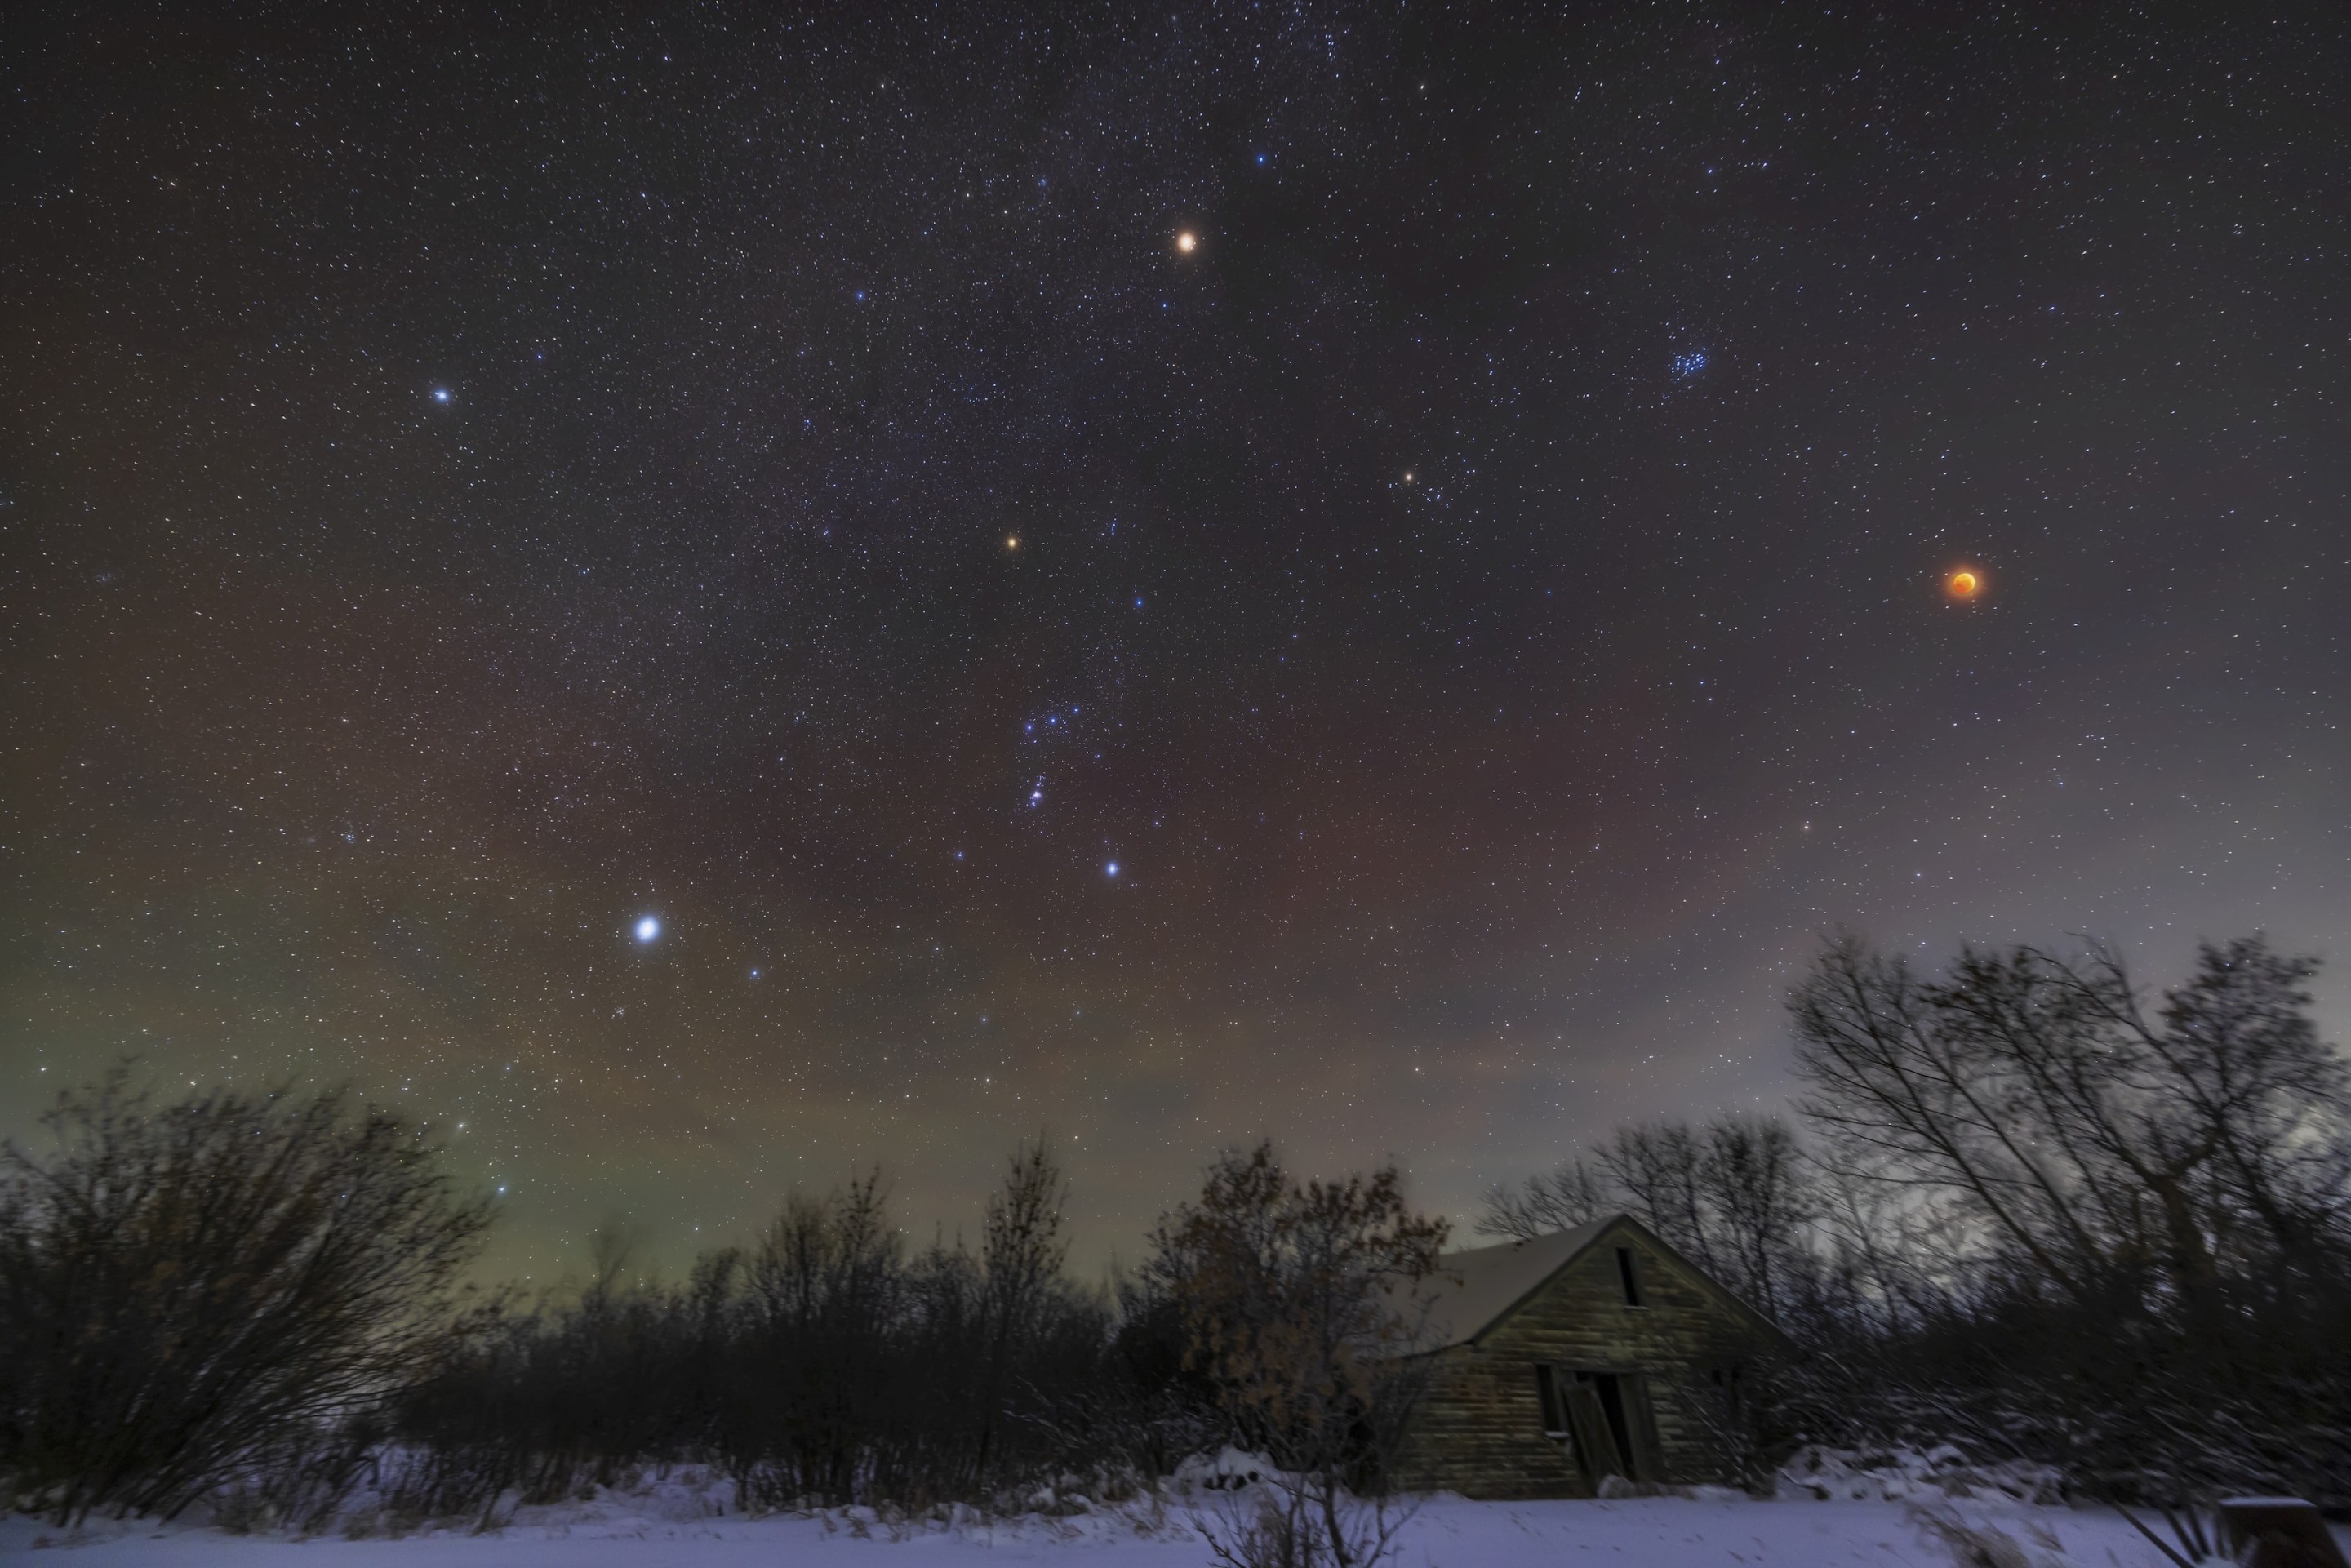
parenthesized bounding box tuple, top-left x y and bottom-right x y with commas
(3, 5, 2348, 1277)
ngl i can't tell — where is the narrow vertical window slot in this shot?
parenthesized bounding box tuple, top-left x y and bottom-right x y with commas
(1615, 1245, 1644, 1307)
(1535, 1364, 1567, 1438)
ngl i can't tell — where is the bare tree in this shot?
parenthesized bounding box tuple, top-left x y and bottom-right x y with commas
(1480, 1116, 1816, 1321)
(584, 1215, 646, 1307)
(1595, 1122, 1722, 1277)
(1477, 1157, 1608, 1241)
(1699, 1117, 1815, 1322)
(974, 1135, 1072, 1487)
(731, 1172, 905, 1506)
(1784, 933, 2351, 1504)
(0, 1073, 489, 1525)
(1790, 934, 2351, 1318)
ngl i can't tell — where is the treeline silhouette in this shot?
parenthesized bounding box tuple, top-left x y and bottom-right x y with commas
(2, 934, 2345, 1530)
(0, 1089, 1216, 1530)
(380, 1145, 1191, 1528)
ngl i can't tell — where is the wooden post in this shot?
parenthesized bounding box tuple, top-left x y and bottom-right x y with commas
(2220, 1497, 2349, 1568)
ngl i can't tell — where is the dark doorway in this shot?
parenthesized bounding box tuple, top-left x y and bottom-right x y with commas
(1557, 1368, 1664, 1487)
(1591, 1373, 1637, 1471)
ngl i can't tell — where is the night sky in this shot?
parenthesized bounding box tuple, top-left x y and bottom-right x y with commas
(6, 6, 2347, 1280)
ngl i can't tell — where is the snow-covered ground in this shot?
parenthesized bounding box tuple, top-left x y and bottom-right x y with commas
(8, 1488, 2337, 1567)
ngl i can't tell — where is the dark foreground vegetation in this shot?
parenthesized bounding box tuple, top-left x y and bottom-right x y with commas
(1485, 935, 2351, 1510)
(2, 934, 2345, 1540)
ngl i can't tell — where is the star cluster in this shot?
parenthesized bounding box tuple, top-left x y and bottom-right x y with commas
(3, 6, 2347, 1277)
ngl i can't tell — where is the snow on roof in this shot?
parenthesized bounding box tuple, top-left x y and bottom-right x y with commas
(1406, 1215, 1618, 1350)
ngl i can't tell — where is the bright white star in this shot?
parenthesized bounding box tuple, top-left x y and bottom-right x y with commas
(1105, 861, 1119, 877)
(634, 915, 661, 943)
(432, 388, 451, 403)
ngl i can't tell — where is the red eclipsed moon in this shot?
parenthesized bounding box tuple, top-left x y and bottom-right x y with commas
(1946, 568, 1982, 601)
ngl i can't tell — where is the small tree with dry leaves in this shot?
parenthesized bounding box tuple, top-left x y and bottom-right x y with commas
(1143, 1143, 1448, 1568)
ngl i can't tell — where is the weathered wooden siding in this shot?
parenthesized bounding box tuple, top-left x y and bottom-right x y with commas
(1393, 1227, 1763, 1499)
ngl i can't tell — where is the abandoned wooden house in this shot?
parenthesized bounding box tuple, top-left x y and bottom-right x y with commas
(1390, 1214, 1789, 1498)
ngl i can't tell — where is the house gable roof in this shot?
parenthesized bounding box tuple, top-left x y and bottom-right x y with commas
(1407, 1213, 1789, 1351)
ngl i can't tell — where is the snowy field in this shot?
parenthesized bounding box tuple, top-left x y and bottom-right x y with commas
(10, 1490, 2341, 1567)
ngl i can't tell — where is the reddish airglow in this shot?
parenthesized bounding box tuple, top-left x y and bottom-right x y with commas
(1946, 567, 1983, 601)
